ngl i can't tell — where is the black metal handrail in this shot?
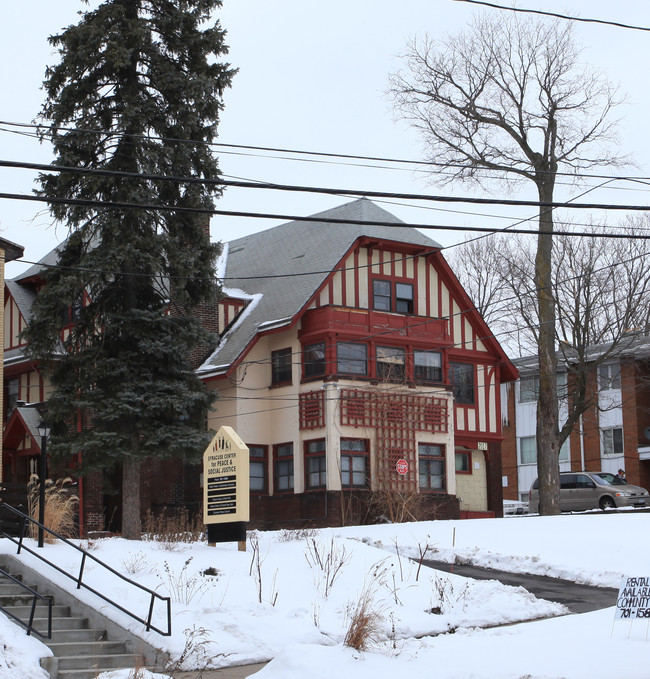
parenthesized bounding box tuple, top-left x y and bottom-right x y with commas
(0, 566, 52, 638)
(0, 503, 172, 636)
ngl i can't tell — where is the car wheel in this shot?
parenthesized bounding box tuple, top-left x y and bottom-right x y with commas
(600, 496, 616, 510)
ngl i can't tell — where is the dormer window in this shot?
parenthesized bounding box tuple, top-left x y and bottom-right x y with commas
(372, 279, 413, 314)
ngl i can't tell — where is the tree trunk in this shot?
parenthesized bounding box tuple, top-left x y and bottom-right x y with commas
(122, 455, 142, 540)
(535, 179, 560, 515)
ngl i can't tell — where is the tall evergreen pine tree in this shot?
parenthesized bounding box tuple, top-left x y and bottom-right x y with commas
(25, 0, 236, 539)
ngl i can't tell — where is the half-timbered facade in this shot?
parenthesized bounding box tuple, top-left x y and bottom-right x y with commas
(198, 199, 517, 527)
(3, 199, 517, 532)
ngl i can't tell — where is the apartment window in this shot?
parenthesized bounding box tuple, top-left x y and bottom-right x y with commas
(395, 283, 414, 314)
(337, 342, 367, 375)
(271, 348, 292, 385)
(455, 450, 471, 473)
(556, 372, 568, 400)
(599, 363, 621, 391)
(304, 342, 326, 378)
(249, 445, 268, 493)
(519, 436, 536, 465)
(450, 362, 475, 405)
(372, 280, 414, 314)
(519, 376, 539, 402)
(376, 346, 406, 381)
(602, 427, 624, 455)
(372, 280, 392, 311)
(305, 439, 326, 489)
(341, 439, 369, 488)
(5, 379, 18, 418)
(273, 443, 294, 492)
(419, 443, 445, 491)
(414, 350, 442, 383)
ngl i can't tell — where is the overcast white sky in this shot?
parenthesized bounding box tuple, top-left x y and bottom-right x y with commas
(1, 1, 650, 278)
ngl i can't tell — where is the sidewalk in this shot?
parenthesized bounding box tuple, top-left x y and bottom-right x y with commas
(174, 662, 268, 678)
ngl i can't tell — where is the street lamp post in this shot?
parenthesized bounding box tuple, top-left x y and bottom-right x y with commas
(36, 422, 51, 548)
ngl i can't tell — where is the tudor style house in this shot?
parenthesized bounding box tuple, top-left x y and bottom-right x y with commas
(3, 199, 517, 533)
(197, 199, 518, 527)
(502, 332, 650, 504)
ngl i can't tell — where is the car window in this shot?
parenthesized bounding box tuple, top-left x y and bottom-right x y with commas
(559, 474, 577, 489)
(576, 474, 595, 489)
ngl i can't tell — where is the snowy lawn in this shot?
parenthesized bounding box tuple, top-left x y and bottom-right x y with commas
(1, 511, 649, 679)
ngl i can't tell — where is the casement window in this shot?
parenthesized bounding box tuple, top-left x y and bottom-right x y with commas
(414, 350, 442, 383)
(249, 445, 268, 493)
(305, 439, 326, 489)
(376, 346, 406, 381)
(304, 342, 326, 378)
(450, 362, 475, 405)
(602, 427, 624, 455)
(418, 443, 445, 491)
(519, 376, 539, 403)
(372, 279, 414, 314)
(271, 348, 292, 385)
(337, 342, 367, 375)
(599, 363, 621, 391)
(455, 450, 471, 473)
(273, 443, 294, 492)
(340, 439, 369, 488)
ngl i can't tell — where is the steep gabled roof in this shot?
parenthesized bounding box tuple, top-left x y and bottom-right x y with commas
(6, 279, 36, 325)
(198, 198, 441, 375)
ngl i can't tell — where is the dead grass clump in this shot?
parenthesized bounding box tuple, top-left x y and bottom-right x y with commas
(143, 507, 204, 550)
(28, 476, 79, 542)
(344, 587, 384, 651)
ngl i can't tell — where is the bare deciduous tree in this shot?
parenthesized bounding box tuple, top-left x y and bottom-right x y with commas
(447, 220, 650, 474)
(389, 12, 625, 514)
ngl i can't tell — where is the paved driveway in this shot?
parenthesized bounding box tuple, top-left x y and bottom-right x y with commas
(423, 559, 618, 613)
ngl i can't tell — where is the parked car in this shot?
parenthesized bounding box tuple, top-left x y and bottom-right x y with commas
(503, 499, 529, 516)
(529, 471, 650, 513)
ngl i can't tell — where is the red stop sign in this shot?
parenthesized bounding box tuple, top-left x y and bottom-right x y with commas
(396, 459, 409, 475)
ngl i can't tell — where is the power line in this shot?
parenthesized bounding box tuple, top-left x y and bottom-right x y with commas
(4, 190, 650, 241)
(3, 159, 650, 220)
(451, 0, 650, 32)
(3, 118, 650, 184)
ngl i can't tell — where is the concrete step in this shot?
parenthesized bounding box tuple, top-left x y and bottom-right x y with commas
(48, 639, 127, 657)
(57, 652, 143, 671)
(3, 603, 70, 618)
(49, 628, 105, 643)
(57, 667, 160, 679)
(0, 593, 50, 606)
(30, 615, 90, 631)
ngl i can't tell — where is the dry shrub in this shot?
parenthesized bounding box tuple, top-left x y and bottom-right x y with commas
(27, 475, 78, 542)
(369, 489, 425, 524)
(344, 586, 384, 651)
(143, 507, 204, 550)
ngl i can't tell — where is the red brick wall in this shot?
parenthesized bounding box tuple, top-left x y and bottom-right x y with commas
(501, 384, 518, 500)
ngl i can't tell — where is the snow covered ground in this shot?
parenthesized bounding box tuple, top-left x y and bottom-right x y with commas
(1, 511, 649, 679)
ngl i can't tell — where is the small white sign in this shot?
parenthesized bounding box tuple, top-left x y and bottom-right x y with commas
(615, 576, 650, 620)
(477, 442, 488, 451)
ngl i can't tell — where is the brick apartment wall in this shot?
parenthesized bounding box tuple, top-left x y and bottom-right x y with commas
(621, 360, 641, 484)
(248, 490, 460, 531)
(486, 441, 504, 517)
(81, 469, 106, 534)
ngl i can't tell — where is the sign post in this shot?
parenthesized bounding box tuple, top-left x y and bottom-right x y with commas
(203, 426, 249, 550)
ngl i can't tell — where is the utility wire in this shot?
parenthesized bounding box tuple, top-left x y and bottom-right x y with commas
(2, 118, 650, 183)
(3, 159, 650, 219)
(451, 0, 650, 31)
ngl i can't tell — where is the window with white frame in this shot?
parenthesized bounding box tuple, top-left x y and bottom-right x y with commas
(602, 427, 624, 455)
(598, 363, 621, 391)
(519, 435, 569, 464)
(519, 376, 539, 402)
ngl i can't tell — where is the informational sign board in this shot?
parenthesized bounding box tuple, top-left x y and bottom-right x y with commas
(202, 426, 250, 525)
(615, 576, 650, 620)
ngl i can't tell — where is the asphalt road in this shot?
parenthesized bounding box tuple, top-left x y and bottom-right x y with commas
(423, 559, 618, 614)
